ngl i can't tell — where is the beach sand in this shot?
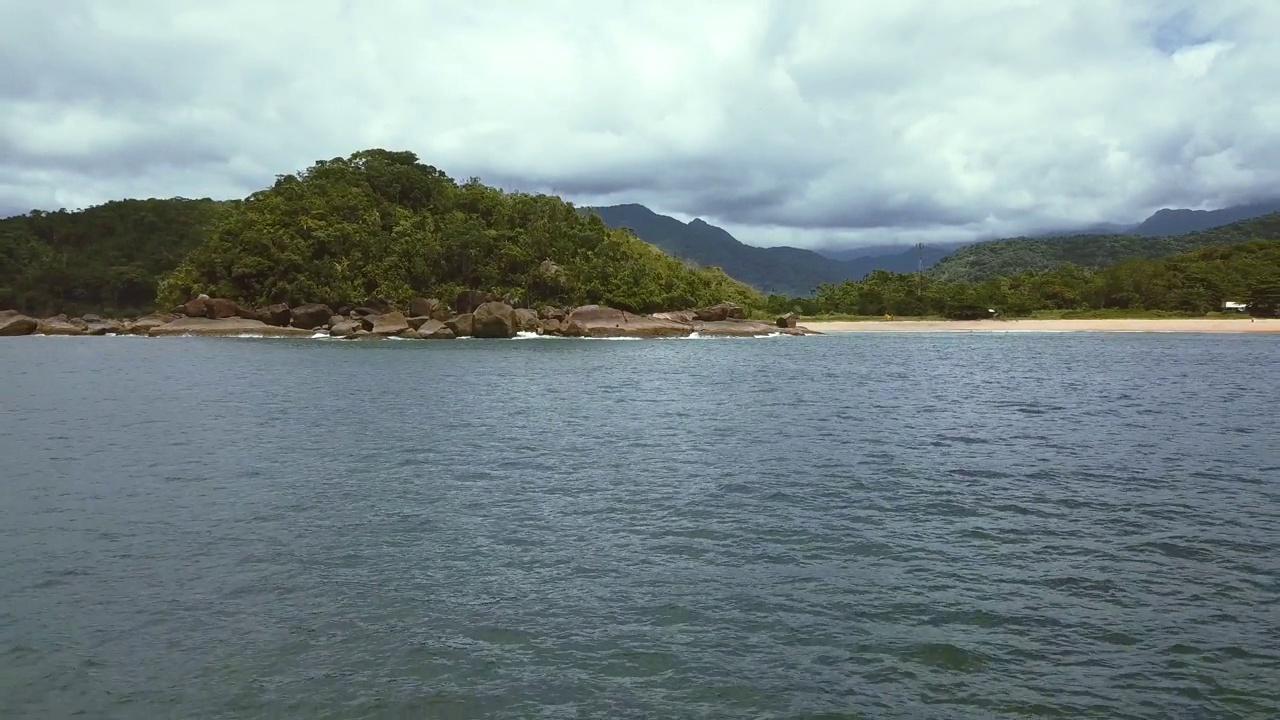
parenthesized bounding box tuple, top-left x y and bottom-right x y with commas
(803, 318, 1280, 334)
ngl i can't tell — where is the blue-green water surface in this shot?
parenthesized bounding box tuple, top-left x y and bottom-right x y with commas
(1, 333, 1277, 718)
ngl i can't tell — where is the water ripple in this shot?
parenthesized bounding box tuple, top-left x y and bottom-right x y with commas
(0, 333, 1277, 718)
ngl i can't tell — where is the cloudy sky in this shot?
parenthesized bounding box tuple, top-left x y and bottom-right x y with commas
(2, 0, 1277, 249)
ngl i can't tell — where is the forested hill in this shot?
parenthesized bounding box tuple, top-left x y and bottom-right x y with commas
(162, 151, 759, 313)
(587, 204, 947, 296)
(927, 212, 1280, 283)
(2, 151, 762, 316)
(0, 198, 233, 315)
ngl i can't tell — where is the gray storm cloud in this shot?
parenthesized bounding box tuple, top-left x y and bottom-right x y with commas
(1, 0, 1277, 248)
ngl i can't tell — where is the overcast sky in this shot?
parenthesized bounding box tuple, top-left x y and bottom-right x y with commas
(2, 1, 1277, 249)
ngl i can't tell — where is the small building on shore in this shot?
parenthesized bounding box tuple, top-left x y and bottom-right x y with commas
(1222, 301, 1248, 312)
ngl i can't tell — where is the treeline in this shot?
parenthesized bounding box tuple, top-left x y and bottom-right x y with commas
(929, 212, 1280, 283)
(765, 240, 1280, 318)
(0, 198, 232, 316)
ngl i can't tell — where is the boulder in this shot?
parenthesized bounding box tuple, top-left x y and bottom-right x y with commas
(407, 316, 431, 331)
(693, 319, 779, 337)
(330, 319, 361, 337)
(0, 313, 37, 336)
(568, 305, 692, 338)
(777, 313, 798, 329)
(408, 298, 442, 318)
(695, 319, 811, 337)
(121, 313, 179, 335)
(204, 297, 238, 319)
(473, 302, 517, 338)
(328, 314, 345, 328)
(361, 298, 397, 315)
(261, 303, 291, 327)
(85, 319, 123, 336)
(541, 318, 564, 335)
(148, 317, 315, 337)
(370, 311, 410, 336)
(351, 306, 379, 317)
(181, 294, 211, 318)
(290, 303, 334, 330)
(37, 316, 87, 336)
(445, 313, 474, 338)
(82, 314, 103, 323)
(454, 290, 493, 314)
(414, 319, 456, 339)
(652, 310, 696, 323)
(514, 308, 541, 333)
(539, 306, 566, 321)
(694, 302, 746, 322)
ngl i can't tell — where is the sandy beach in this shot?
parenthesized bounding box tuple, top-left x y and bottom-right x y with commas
(803, 318, 1280, 334)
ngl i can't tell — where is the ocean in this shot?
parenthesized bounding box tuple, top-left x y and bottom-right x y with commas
(1, 332, 1277, 718)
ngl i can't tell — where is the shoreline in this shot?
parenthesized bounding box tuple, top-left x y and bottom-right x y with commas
(802, 318, 1280, 334)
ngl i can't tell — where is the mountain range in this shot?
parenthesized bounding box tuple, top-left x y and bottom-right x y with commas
(586, 204, 951, 297)
(587, 199, 1280, 296)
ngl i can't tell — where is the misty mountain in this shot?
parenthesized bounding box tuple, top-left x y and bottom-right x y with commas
(814, 242, 963, 262)
(928, 211, 1280, 283)
(585, 204, 942, 296)
(1131, 199, 1280, 237)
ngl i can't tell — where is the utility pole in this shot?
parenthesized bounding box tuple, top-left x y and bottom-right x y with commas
(916, 242, 923, 299)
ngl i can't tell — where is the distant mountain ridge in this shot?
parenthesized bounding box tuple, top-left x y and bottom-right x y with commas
(587, 198, 1280, 296)
(1131, 199, 1280, 237)
(586, 204, 949, 296)
(928, 212, 1280, 283)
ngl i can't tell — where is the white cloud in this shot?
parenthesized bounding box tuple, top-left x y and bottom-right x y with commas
(1, 0, 1278, 248)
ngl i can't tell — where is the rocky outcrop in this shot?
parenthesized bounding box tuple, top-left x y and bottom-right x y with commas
(567, 305, 690, 338)
(85, 318, 123, 335)
(445, 313, 474, 338)
(694, 303, 746, 322)
(176, 294, 208, 317)
(290, 303, 333, 330)
(261, 303, 291, 326)
(473, 302, 517, 338)
(370, 311, 410, 336)
(37, 315, 88, 336)
(414, 319, 456, 339)
(205, 297, 238, 319)
(652, 310, 696, 323)
(128, 314, 180, 334)
(360, 298, 397, 315)
(692, 319, 799, 337)
(408, 297, 443, 318)
(330, 319, 361, 337)
(1, 296, 821, 342)
(149, 317, 315, 336)
(0, 312, 38, 336)
(454, 290, 494, 314)
(514, 308, 540, 333)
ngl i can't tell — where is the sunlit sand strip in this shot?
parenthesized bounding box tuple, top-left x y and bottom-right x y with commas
(802, 319, 1280, 334)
